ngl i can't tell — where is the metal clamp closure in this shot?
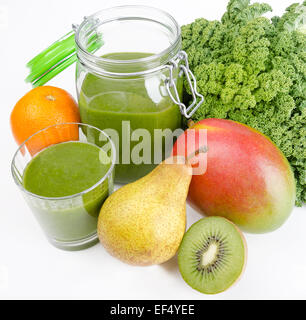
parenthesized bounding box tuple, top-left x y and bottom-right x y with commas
(165, 51, 204, 119)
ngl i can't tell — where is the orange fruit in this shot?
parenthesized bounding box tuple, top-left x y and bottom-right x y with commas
(10, 86, 80, 154)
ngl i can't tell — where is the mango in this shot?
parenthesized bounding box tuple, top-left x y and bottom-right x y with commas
(172, 118, 296, 233)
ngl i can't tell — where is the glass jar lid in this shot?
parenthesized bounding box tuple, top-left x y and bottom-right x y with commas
(25, 27, 103, 87)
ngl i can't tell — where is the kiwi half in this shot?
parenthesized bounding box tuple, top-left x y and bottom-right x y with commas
(178, 217, 247, 294)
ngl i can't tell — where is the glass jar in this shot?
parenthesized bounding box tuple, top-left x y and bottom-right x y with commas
(74, 6, 203, 183)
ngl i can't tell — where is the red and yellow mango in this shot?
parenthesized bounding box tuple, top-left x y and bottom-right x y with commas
(172, 118, 296, 233)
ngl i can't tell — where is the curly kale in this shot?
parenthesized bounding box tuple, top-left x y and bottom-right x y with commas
(182, 0, 306, 205)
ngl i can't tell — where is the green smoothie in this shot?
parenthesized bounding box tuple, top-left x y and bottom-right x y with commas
(23, 141, 112, 245)
(78, 52, 182, 183)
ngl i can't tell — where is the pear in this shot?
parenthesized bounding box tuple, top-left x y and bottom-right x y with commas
(97, 156, 192, 266)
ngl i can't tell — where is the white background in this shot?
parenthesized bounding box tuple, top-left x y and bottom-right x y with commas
(0, 0, 305, 300)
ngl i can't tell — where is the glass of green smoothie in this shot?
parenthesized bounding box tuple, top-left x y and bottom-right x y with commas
(11, 123, 116, 251)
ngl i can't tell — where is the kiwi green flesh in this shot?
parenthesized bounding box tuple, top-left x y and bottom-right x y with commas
(178, 217, 246, 294)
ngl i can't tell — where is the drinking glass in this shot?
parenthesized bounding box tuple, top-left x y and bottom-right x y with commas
(11, 123, 116, 251)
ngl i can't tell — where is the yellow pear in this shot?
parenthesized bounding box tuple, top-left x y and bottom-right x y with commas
(97, 156, 192, 266)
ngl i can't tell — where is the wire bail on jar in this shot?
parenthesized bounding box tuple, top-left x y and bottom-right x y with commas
(165, 51, 204, 119)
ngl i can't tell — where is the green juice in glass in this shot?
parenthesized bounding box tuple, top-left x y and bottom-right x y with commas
(78, 52, 183, 183)
(22, 141, 111, 244)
